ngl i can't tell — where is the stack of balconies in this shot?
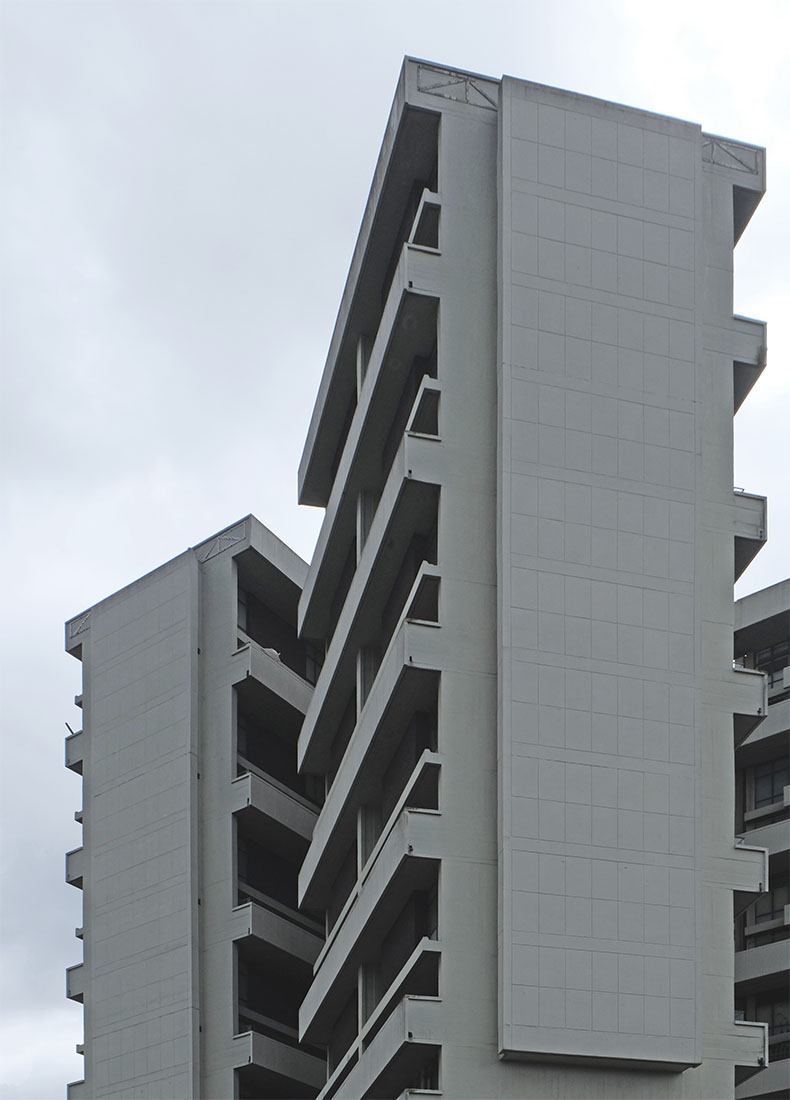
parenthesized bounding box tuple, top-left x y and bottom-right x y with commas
(296, 104, 448, 1097)
(230, 556, 327, 1099)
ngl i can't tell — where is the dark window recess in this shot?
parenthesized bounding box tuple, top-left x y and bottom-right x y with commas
(237, 708, 322, 806)
(238, 959, 302, 1032)
(756, 995, 790, 1061)
(329, 539, 358, 640)
(381, 349, 437, 477)
(305, 641, 325, 687)
(238, 588, 308, 681)
(328, 990, 358, 1074)
(381, 162, 438, 310)
(381, 527, 438, 648)
(408, 386, 440, 437)
(380, 712, 438, 827)
(327, 841, 357, 935)
(411, 202, 440, 249)
(378, 888, 438, 998)
(328, 691, 357, 786)
(330, 392, 357, 485)
(752, 877, 790, 924)
(416, 1053, 440, 1092)
(754, 758, 789, 808)
(237, 834, 298, 911)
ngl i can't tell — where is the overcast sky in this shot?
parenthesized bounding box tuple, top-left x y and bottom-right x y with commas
(1, 2, 787, 1095)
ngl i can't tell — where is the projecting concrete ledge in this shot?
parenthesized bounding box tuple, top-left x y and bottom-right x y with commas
(736, 1058, 790, 1099)
(232, 641, 312, 716)
(231, 900, 322, 968)
(231, 771, 317, 847)
(735, 938, 790, 989)
(708, 840, 768, 903)
(232, 1030, 326, 1091)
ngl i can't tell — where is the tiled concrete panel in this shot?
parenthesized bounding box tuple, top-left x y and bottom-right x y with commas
(497, 76, 704, 1068)
(83, 554, 199, 1097)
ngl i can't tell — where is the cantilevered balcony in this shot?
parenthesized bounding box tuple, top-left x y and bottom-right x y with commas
(732, 490, 767, 582)
(233, 639, 312, 721)
(736, 1057, 790, 1100)
(66, 1081, 85, 1099)
(735, 938, 790, 994)
(298, 437, 445, 775)
(299, 248, 440, 642)
(320, 996, 442, 1100)
(66, 963, 84, 1003)
(742, 818, 790, 875)
(300, 809, 441, 1044)
(730, 316, 767, 413)
(299, 105, 440, 508)
(65, 729, 84, 774)
(726, 665, 768, 748)
(725, 839, 769, 918)
(232, 899, 322, 971)
(232, 1029, 326, 1099)
(231, 769, 318, 855)
(738, 698, 789, 755)
(702, 133, 765, 242)
(300, 578, 440, 907)
(65, 847, 84, 890)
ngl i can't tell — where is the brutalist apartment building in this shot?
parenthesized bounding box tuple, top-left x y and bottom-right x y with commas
(63, 59, 788, 1099)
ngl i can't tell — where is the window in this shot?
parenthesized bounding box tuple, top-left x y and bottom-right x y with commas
(753, 878, 789, 924)
(754, 640, 788, 690)
(754, 758, 789, 808)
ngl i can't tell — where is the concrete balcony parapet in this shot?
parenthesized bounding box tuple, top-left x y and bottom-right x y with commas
(66, 1082, 86, 1099)
(736, 1058, 790, 1100)
(231, 770, 317, 851)
(65, 729, 84, 775)
(741, 818, 790, 865)
(232, 900, 322, 969)
(65, 847, 84, 890)
(735, 938, 790, 991)
(66, 962, 84, 1003)
(709, 839, 768, 917)
(231, 1029, 326, 1092)
(731, 490, 767, 581)
(232, 639, 312, 718)
(704, 314, 766, 413)
(739, 698, 789, 755)
(723, 1019, 768, 1084)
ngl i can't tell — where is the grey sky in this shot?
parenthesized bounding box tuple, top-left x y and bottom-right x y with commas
(1, 2, 787, 1095)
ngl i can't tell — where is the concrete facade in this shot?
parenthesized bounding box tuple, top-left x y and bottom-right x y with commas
(64, 59, 786, 1100)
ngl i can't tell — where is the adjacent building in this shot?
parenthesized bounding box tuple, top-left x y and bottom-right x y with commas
(733, 580, 790, 1100)
(65, 59, 787, 1100)
(65, 517, 325, 1098)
